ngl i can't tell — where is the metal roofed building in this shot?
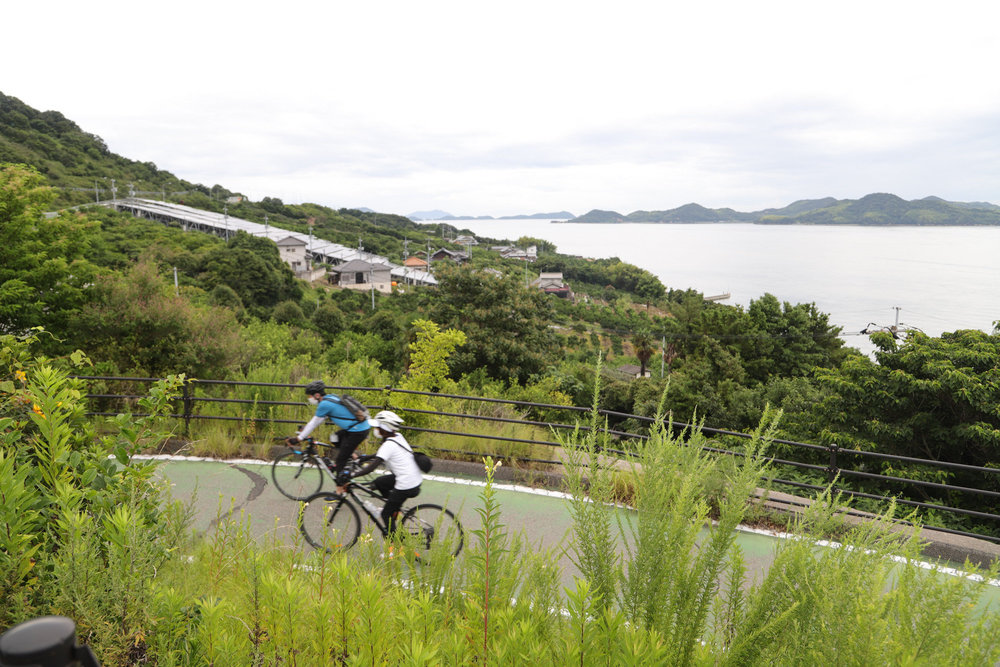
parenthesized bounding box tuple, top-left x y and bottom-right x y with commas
(106, 198, 437, 286)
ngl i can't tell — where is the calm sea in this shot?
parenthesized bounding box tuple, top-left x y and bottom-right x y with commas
(423, 220, 1000, 353)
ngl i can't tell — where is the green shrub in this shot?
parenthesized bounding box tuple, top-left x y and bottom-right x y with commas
(0, 331, 190, 662)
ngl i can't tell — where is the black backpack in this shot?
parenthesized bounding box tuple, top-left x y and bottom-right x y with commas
(391, 436, 433, 473)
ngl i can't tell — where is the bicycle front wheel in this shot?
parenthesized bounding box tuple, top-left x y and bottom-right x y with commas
(272, 449, 324, 500)
(400, 504, 464, 557)
(300, 492, 361, 551)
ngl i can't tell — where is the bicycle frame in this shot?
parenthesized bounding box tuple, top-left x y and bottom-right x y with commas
(342, 481, 394, 535)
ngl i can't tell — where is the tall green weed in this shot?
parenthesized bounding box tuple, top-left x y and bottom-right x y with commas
(0, 330, 191, 663)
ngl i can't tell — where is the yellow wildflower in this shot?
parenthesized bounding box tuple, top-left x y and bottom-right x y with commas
(32, 404, 45, 418)
(15, 370, 26, 382)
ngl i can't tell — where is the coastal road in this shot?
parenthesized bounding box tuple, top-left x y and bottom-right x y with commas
(154, 456, 1000, 608)
(154, 457, 781, 586)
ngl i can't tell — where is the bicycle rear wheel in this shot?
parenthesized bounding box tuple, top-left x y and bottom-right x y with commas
(272, 449, 324, 500)
(400, 504, 464, 557)
(300, 492, 361, 551)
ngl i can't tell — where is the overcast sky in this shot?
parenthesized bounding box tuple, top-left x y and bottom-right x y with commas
(6, 1, 1000, 217)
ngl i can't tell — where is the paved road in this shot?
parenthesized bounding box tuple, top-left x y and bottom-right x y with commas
(155, 457, 780, 586)
(155, 457, 1000, 608)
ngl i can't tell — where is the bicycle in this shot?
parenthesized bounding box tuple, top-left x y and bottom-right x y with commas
(271, 437, 339, 501)
(298, 460, 464, 558)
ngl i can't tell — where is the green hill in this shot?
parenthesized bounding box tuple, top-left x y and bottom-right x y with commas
(758, 192, 1000, 226)
(569, 193, 1000, 225)
(0, 92, 212, 207)
(0, 91, 460, 257)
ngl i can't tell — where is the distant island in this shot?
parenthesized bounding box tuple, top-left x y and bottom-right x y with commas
(411, 195, 1000, 226)
(568, 194, 1000, 226)
(409, 210, 574, 221)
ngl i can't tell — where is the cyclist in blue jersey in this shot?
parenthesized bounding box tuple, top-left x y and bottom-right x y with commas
(286, 381, 371, 491)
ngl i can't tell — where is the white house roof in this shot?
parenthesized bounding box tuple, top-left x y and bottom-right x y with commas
(105, 198, 437, 285)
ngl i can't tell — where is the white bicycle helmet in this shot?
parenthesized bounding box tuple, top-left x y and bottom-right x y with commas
(371, 410, 404, 432)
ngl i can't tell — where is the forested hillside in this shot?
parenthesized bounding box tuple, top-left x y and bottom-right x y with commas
(570, 193, 1000, 224)
(3, 92, 1000, 537)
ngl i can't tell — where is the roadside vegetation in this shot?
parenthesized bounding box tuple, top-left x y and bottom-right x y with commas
(3, 332, 998, 665)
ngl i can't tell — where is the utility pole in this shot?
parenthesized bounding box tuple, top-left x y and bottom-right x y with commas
(173, 267, 179, 296)
(94, 180, 100, 203)
(223, 204, 229, 241)
(660, 334, 666, 378)
(370, 266, 376, 310)
(308, 218, 314, 271)
(110, 179, 117, 203)
(264, 214, 269, 238)
(403, 238, 409, 259)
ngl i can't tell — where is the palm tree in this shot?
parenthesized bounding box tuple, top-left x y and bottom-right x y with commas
(631, 330, 657, 378)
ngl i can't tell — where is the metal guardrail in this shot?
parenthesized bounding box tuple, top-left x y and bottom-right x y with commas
(72, 375, 1000, 544)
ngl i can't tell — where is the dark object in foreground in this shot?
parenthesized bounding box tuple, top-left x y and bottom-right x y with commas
(0, 616, 100, 667)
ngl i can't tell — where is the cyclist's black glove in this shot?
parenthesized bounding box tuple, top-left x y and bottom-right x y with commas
(286, 436, 300, 446)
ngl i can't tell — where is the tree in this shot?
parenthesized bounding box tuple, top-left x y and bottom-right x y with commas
(272, 300, 306, 326)
(76, 260, 245, 376)
(740, 294, 847, 383)
(631, 330, 657, 378)
(516, 236, 557, 254)
(428, 264, 558, 384)
(197, 231, 302, 317)
(403, 319, 467, 392)
(0, 163, 96, 342)
(810, 329, 1000, 467)
(312, 302, 346, 340)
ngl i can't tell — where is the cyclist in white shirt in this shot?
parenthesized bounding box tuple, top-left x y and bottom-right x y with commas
(348, 410, 421, 535)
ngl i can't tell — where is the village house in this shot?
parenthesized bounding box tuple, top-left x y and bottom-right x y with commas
(276, 235, 308, 272)
(491, 245, 537, 262)
(530, 272, 573, 299)
(430, 248, 469, 263)
(403, 255, 430, 270)
(617, 364, 652, 379)
(329, 259, 394, 293)
(276, 235, 326, 281)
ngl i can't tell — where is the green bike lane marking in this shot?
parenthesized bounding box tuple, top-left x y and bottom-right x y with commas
(150, 456, 1000, 606)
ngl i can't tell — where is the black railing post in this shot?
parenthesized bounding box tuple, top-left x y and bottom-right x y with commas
(182, 381, 193, 437)
(827, 442, 840, 484)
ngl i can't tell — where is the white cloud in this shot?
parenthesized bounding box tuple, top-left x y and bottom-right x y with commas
(5, 0, 1000, 215)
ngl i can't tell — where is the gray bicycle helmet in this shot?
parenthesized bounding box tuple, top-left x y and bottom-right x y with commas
(304, 380, 326, 395)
